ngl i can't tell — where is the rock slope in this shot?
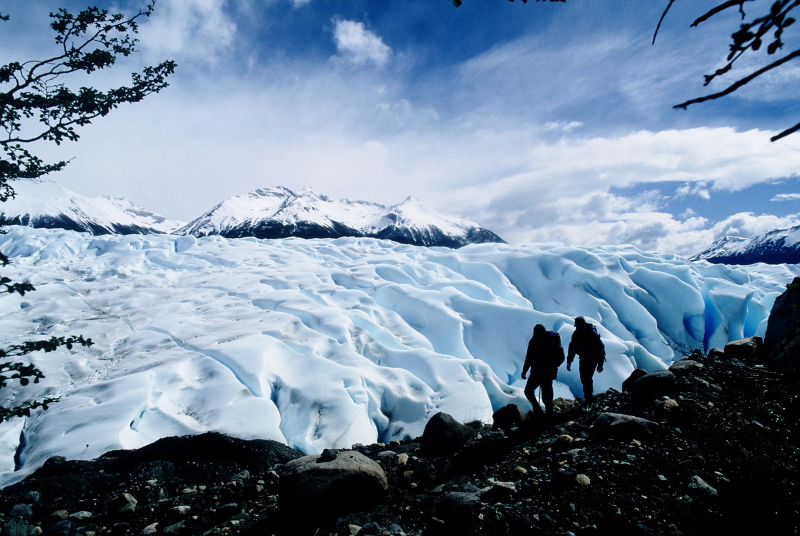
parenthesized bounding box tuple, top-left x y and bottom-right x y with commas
(691, 225, 800, 264)
(0, 342, 796, 535)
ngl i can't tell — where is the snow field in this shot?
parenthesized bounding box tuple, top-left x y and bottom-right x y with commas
(0, 227, 794, 487)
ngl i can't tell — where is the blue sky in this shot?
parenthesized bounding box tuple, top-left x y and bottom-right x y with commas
(4, 0, 800, 255)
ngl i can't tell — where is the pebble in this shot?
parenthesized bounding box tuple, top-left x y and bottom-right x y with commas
(141, 523, 159, 535)
(67, 511, 92, 521)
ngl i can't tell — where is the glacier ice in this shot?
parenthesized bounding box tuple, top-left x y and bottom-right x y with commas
(0, 227, 796, 487)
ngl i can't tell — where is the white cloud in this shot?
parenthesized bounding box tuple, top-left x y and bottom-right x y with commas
(332, 20, 391, 68)
(772, 193, 800, 201)
(710, 212, 800, 238)
(545, 121, 583, 132)
(676, 181, 711, 200)
(139, 0, 236, 63)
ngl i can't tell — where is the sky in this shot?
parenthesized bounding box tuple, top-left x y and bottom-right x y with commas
(3, 0, 800, 256)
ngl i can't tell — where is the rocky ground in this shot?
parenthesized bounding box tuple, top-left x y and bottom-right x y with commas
(0, 346, 797, 536)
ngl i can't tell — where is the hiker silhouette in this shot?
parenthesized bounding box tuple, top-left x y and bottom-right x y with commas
(521, 324, 564, 415)
(566, 316, 605, 403)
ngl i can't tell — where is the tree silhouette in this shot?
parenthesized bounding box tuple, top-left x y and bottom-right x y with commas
(454, 0, 800, 141)
(655, 0, 799, 141)
(0, 1, 176, 421)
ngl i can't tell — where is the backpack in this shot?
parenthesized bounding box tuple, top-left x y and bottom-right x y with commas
(547, 331, 566, 368)
(586, 324, 606, 365)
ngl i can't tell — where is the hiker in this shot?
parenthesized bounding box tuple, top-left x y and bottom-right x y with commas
(521, 324, 565, 415)
(566, 316, 605, 403)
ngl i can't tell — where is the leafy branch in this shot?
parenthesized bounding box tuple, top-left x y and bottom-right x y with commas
(656, 0, 800, 141)
(0, 2, 173, 422)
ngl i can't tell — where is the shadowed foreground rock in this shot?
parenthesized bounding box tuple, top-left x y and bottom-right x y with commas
(765, 277, 800, 371)
(421, 412, 475, 456)
(278, 450, 387, 519)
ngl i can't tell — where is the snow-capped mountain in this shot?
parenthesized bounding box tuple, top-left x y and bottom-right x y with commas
(691, 225, 800, 264)
(0, 179, 184, 235)
(177, 186, 505, 248)
(0, 227, 795, 487)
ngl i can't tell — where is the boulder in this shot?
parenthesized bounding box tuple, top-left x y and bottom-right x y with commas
(708, 348, 725, 359)
(491, 404, 526, 430)
(655, 398, 679, 417)
(278, 450, 387, 518)
(723, 336, 763, 363)
(437, 491, 481, 527)
(627, 370, 676, 399)
(668, 359, 703, 376)
(764, 278, 800, 371)
(480, 480, 517, 503)
(589, 412, 662, 441)
(3, 518, 39, 536)
(43, 520, 76, 536)
(421, 412, 475, 456)
(622, 369, 648, 392)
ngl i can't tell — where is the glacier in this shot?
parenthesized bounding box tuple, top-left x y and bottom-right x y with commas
(0, 226, 797, 488)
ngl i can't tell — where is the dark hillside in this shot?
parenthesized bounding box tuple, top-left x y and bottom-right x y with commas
(0, 344, 797, 536)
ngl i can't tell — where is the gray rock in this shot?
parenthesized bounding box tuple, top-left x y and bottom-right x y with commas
(688, 475, 718, 497)
(23, 491, 40, 504)
(319, 448, 338, 462)
(589, 412, 662, 440)
(628, 370, 676, 399)
(668, 359, 704, 376)
(437, 491, 481, 526)
(162, 520, 186, 534)
(357, 522, 381, 535)
(141, 523, 159, 535)
(67, 511, 92, 522)
(491, 404, 526, 430)
(3, 518, 39, 536)
(708, 348, 725, 359)
(655, 398, 679, 417)
(279, 450, 388, 518)
(480, 480, 517, 503)
(765, 279, 800, 371)
(421, 412, 475, 456)
(43, 520, 75, 536)
(108, 492, 137, 516)
(10, 504, 33, 520)
(724, 336, 763, 362)
(386, 523, 405, 535)
(622, 369, 648, 392)
(551, 434, 574, 453)
(214, 503, 241, 521)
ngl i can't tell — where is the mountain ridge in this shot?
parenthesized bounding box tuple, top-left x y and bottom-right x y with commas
(691, 225, 800, 264)
(1, 181, 504, 249)
(175, 185, 506, 248)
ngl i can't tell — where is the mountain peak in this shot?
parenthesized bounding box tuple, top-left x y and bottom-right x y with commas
(0, 179, 184, 235)
(178, 186, 504, 248)
(691, 226, 800, 264)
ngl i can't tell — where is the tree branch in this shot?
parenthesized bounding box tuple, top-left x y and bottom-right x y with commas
(674, 48, 800, 108)
(692, 0, 753, 27)
(771, 120, 800, 141)
(653, 0, 676, 45)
